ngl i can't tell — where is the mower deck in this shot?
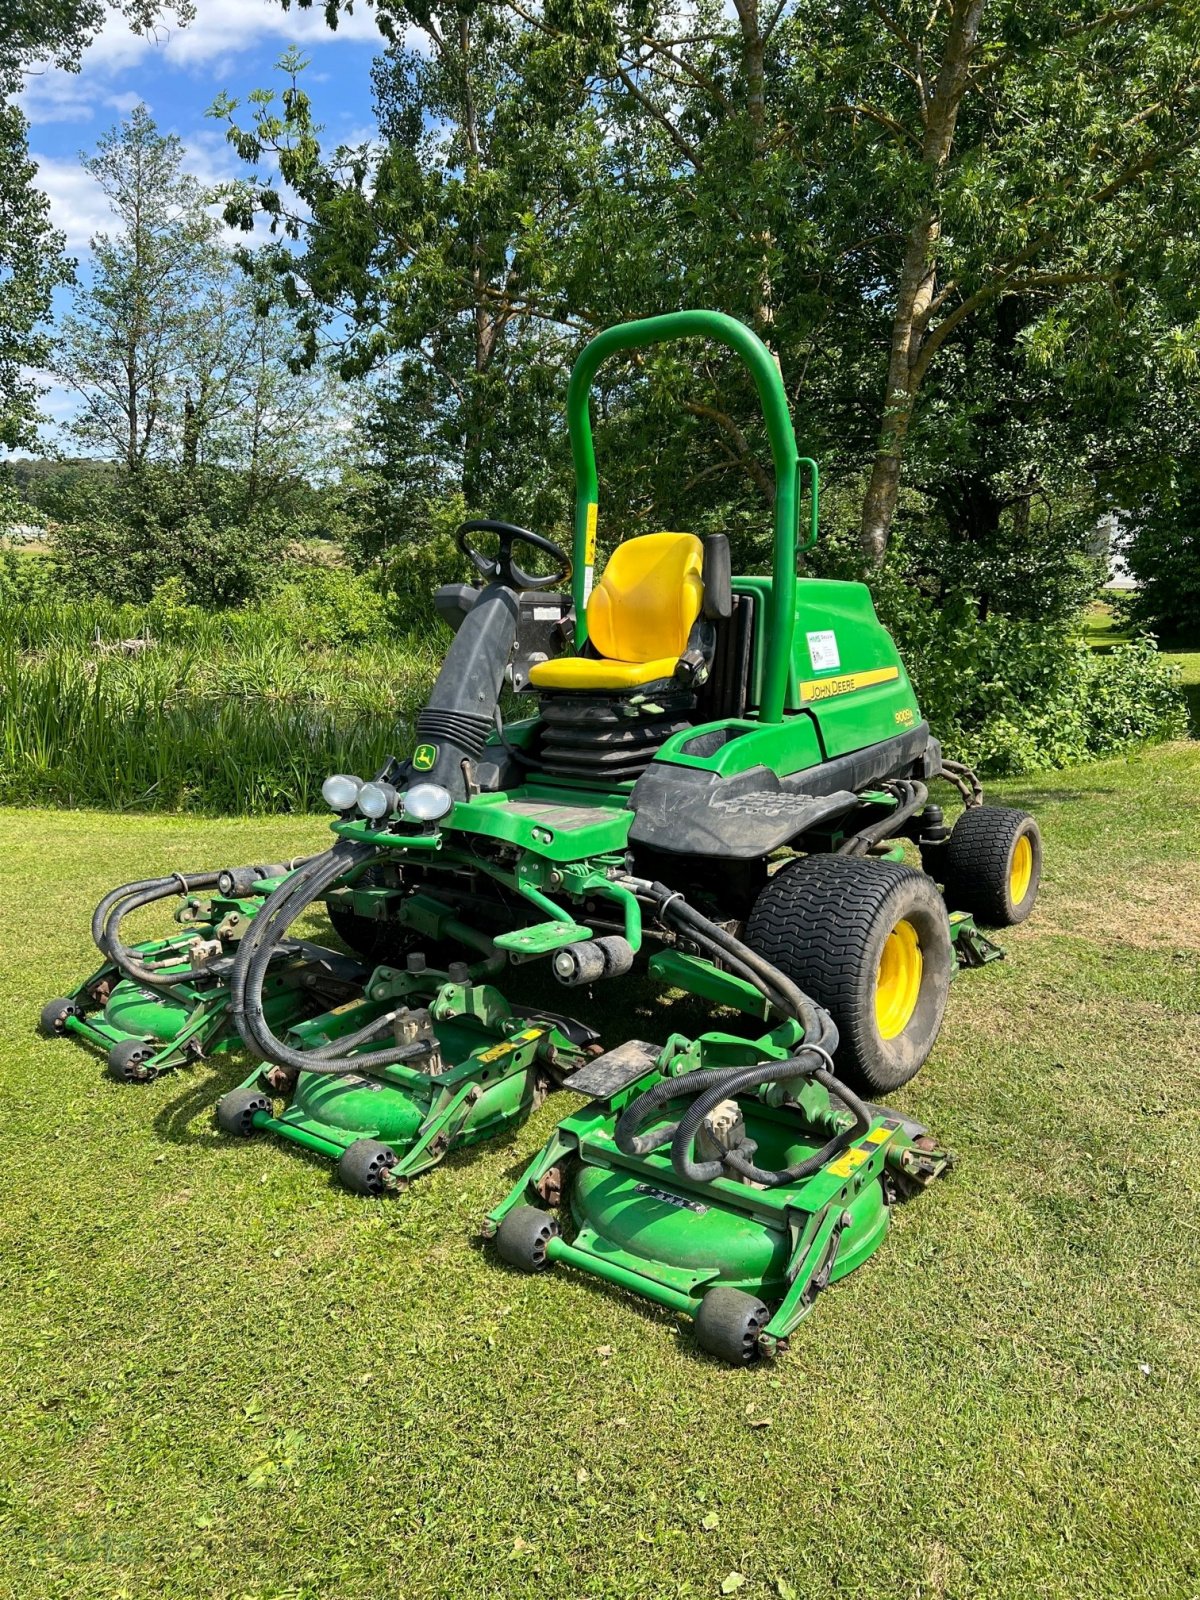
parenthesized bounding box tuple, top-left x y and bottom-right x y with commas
(485, 1028, 950, 1358)
(218, 971, 596, 1192)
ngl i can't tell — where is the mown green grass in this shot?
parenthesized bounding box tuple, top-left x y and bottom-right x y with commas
(2, 747, 1199, 1600)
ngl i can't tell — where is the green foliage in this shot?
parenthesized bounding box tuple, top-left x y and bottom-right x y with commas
(48, 466, 289, 607)
(268, 563, 391, 646)
(886, 591, 1187, 775)
(1120, 462, 1200, 643)
(0, 594, 440, 813)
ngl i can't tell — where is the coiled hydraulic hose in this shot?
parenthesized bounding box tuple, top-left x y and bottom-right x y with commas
(93, 870, 224, 989)
(611, 875, 869, 1188)
(91, 860, 313, 991)
(228, 842, 433, 1078)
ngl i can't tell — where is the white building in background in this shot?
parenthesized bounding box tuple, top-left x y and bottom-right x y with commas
(1093, 509, 1138, 590)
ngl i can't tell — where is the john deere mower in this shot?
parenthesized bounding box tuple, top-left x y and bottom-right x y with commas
(41, 312, 1041, 1347)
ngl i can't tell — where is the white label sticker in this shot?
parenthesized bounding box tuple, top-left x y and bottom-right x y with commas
(807, 629, 840, 671)
(532, 606, 560, 621)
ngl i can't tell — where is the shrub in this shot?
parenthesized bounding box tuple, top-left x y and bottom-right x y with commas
(268, 564, 391, 646)
(49, 466, 288, 607)
(889, 591, 1187, 774)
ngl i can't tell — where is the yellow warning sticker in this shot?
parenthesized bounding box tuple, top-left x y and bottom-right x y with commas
(826, 1146, 872, 1179)
(584, 502, 598, 568)
(475, 1026, 546, 1064)
(798, 666, 900, 704)
(826, 1124, 893, 1177)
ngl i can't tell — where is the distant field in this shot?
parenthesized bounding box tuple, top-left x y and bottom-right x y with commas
(2, 741, 1198, 1599)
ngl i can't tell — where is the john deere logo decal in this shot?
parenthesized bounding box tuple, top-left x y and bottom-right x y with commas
(412, 743, 437, 771)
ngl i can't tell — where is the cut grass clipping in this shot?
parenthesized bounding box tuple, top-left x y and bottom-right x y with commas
(2, 745, 1199, 1598)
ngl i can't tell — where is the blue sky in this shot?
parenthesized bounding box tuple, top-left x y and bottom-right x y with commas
(21, 0, 391, 441)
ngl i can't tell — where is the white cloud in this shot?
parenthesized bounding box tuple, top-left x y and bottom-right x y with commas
(21, 0, 385, 125)
(30, 154, 115, 250)
(32, 127, 256, 254)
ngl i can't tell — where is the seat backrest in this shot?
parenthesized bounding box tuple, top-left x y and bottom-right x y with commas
(587, 532, 704, 664)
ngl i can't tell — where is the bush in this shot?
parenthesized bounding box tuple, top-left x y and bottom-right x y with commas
(49, 466, 288, 607)
(268, 564, 392, 646)
(889, 591, 1187, 774)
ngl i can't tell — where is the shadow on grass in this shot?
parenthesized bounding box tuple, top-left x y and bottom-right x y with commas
(1182, 680, 1200, 738)
(150, 1053, 256, 1147)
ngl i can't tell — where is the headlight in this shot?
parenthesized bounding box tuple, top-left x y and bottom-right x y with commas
(356, 781, 399, 821)
(321, 773, 362, 812)
(403, 782, 453, 822)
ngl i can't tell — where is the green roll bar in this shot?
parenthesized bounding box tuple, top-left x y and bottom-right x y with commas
(565, 309, 818, 725)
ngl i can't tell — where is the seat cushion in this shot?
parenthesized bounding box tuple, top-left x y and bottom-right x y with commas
(528, 654, 683, 691)
(587, 531, 703, 663)
(528, 531, 704, 693)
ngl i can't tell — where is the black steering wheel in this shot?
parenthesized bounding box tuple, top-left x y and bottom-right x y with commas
(455, 519, 572, 592)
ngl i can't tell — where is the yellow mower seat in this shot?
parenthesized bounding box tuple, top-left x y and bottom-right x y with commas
(528, 531, 704, 692)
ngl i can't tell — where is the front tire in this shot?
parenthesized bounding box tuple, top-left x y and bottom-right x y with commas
(941, 806, 1042, 926)
(745, 855, 953, 1095)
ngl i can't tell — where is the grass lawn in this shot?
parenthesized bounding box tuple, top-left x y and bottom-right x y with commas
(3, 747, 1199, 1600)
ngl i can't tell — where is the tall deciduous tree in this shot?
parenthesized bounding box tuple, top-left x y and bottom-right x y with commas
(796, 0, 1200, 565)
(1, 2, 193, 448)
(216, 22, 600, 516)
(55, 107, 222, 468)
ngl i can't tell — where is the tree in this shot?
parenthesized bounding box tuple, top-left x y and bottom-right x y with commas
(54, 107, 337, 490)
(0, 2, 193, 448)
(258, 0, 1200, 585)
(55, 106, 223, 469)
(0, 103, 70, 449)
(216, 23, 599, 517)
(792, 0, 1200, 565)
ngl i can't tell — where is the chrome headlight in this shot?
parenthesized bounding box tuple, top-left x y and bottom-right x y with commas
(356, 781, 400, 821)
(403, 782, 453, 823)
(321, 773, 362, 812)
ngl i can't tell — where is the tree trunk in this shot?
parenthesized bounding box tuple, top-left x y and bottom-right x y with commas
(859, 210, 940, 566)
(733, 0, 774, 340)
(858, 0, 987, 567)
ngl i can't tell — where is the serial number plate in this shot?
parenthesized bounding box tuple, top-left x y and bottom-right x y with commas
(634, 1183, 707, 1214)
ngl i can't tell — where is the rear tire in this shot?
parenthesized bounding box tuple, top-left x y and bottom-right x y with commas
(326, 902, 419, 966)
(745, 855, 953, 1095)
(693, 1287, 769, 1365)
(941, 806, 1041, 927)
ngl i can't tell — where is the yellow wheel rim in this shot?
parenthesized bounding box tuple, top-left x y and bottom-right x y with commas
(1009, 833, 1034, 904)
(875, 919, 923, 1040)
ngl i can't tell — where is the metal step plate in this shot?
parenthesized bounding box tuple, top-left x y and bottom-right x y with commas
(562, 1039, 662, 1099)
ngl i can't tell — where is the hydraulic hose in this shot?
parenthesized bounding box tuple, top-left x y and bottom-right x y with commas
(671, 1058, 872, 1186)
(229, 842, 434, 1078)
(93, 871, 224, 989)
(92, 858, 316, 991)
(837, 780, 927, 857)
(610, 874, 870, 1187)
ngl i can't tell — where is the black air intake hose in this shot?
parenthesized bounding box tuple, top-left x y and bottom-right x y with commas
(416, 708, 491, 760)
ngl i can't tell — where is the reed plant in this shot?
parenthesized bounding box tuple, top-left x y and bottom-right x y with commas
(0, 598, 438, 812)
